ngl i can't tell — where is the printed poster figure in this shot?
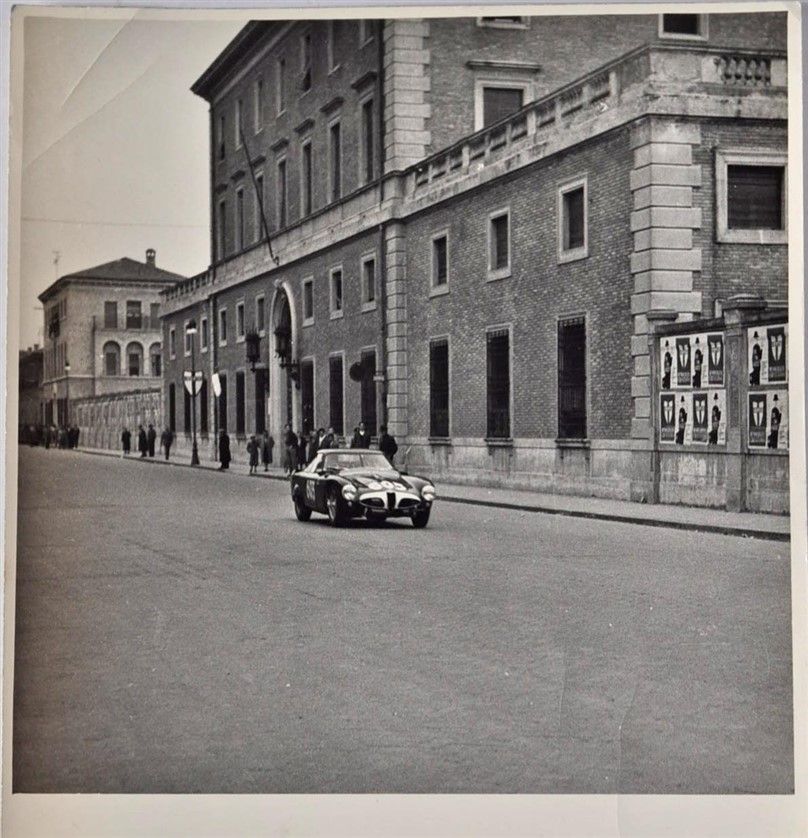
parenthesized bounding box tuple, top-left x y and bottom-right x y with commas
(708, 392, 724, 445)
(748, 393, 767, 447)
(675, 395, 688, 445)
(749, 331, 763, 385)
(707, 334, 723, 386)
(692, 392, 708, 443)
(660, 394, 675, 443)
(676, 337, 691, 387)
(768, 394, 782, 449)
(767, 326, 787, 383)
(661, 339, 673, 390)
(692, 337, 703, 388)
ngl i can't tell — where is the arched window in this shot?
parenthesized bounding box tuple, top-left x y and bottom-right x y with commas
(126, 342, 144, 377)
(103, 341, 120, 376)
(149, 342, 162, 377)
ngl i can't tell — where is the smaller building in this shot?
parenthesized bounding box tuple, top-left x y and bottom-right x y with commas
(18, 345, 43, 440)
(38, 249, 186, 427)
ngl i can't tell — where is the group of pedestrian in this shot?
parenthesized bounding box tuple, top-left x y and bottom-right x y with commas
(22, 424, 80, 449)
(278, 421, 398, 476)
(121, 423, 175, 460)
(245, 430, 275, 474)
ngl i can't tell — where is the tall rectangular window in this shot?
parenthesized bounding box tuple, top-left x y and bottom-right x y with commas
(200, 378, 209, 435)
(329, 121, 342, 202)
(429, 339, 450, 438)
(217, 199, 226, 260)
(254, 173, 264, 241)
(300, 360, 314, 433)
(236, 301, 245, 339)
(126, 301, 142, 329)
(558, 178, 588, 262)
(200, 317, 208, 351)
(277, 158, 287, 229)
(327, 22, 338, 71)
(486, 328, 510, 439)
(361, 256, 376, 307)
(254, 368, 267, 434)
(104, 301, 117, 328)
(184, 388, 191, 434)
(303, 278, 314, 323)
(254, 79, 263, 133)
(256, 296, 265, 333)
(236, 187, 245, 251)
(150, 303, 160, 328)
(329, 355, 344, 435)
(301, 32, 312, 91)
(361, 97, 374, 184)
(218, 114, 225, 160)
(235, 98, 243, 147)
(360, 349, 377, 437)
(219, 308, 228, 344)
(169, 383, 176, 432)
(558, 317, 587, 439)
(301, 140, 313, 216)
(276, 57, 286, 113)
(330, 268, 343, 317)
(488, 210, 511, 277)
(432, 233, 448, 289)
(236, 371, 246, 435)
(169, 327, 176, 358)
(218, 373, 228, 432)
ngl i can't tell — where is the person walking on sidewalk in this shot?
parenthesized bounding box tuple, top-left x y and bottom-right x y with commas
(247, 434, 259, 474)
(261, 431, 274, 471)
(297, 430, 308, 469)
(121, 428, 131, 456)
(161, 427, 174, 461)
(282, 425, 298, 476)
(218, 429, 231, 470)
(378, 425, 398, 466)
(147, 424, 157, 458)
(137, 425, 148, 458)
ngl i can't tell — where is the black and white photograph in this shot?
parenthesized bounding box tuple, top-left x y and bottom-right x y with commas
(2, 2, 806, 836)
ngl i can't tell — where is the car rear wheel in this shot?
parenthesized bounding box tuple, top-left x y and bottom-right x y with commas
(294, 494, 312, 521)
(411, 508, 431, 528)
(326, 486, 346, 527)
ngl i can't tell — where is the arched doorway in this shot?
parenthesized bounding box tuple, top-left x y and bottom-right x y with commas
(269, 284, 299, 442)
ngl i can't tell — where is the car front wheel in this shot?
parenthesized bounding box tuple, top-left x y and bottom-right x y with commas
(411, 508, 431, 528)
(294, 494, 312, 521)
(326, 486, 346, 527)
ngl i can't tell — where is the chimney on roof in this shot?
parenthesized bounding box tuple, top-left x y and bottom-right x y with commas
(146, 248, 156, 266)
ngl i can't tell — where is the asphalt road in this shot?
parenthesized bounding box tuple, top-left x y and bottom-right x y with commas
(12, 447, 793, 794)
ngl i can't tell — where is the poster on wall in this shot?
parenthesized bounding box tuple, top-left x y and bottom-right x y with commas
(692, 392, 709, 443)
(675, 337, 691, 387)
(707, 334, 724, 386)
(660, 338, 675, 390)
(748, 390, 789, 450)
(660, 393, 676, 442)
(660, 332, 725, 390)
(748, 324, 788, 385)
(675, 393, 691, 445)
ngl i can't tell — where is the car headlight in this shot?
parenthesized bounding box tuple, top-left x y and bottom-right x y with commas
(341, 484, 358, 501)
(421, 484, 436, 500)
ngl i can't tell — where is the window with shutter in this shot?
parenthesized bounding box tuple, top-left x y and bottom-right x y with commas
(727, 165, 784, 230)
(486, 329, 510, 438)
(558, 317, 587, 439)
(482, 87, 524, 127)
(429, 340, 450, 438)
(329, 355, 344, 435)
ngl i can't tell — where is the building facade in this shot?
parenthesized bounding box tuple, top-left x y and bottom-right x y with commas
(18, 345, 44, 436)
(161, 13, 788, 508)
(39, 249, 185, 427)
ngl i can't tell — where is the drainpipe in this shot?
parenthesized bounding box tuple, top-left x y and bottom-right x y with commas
(376, 18, 389, 428)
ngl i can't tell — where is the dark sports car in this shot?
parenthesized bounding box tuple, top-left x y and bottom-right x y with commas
(290, 449, 436, 527)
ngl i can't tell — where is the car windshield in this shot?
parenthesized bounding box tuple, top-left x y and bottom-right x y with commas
(321, 451, 393, 471)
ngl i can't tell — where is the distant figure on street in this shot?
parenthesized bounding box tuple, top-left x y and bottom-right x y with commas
(121, 428, 131, 456)
(138, 425, 148, 457)
(261, 431, 274, 471)
(351, 421, 371, 449)
(283, 424, 297, 476)
(321, 426, 336, 450)
(58, 426, 68, 449)
(306, 430, 319, 463)
(147, 423, 157, 458)
(218, 430, 231, 470)
(161, 427, 174, 461)
(70, 425, 80, 449)
(378, 425, 398, 465)
(297, 430, 308, 469)
(247, 434, 259, 474)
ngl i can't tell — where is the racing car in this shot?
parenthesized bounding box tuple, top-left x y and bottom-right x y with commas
(290, 448, 436, 527)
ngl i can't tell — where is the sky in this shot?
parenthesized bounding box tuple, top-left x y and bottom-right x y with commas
(18, 13, 243, 349)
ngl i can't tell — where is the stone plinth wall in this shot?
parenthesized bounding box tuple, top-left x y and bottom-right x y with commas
(74, 389, 163, 451)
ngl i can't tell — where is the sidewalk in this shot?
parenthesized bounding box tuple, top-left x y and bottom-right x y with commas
(75, 445, 790, 542)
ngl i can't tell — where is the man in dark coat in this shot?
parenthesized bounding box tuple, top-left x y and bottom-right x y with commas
(147, 424, 157, 457)
(218, 430, 231, 470)
(160, 427, 174, 461)
(321, 426, 336, 450)
(352, 421, 372, 449)
(121, 428, 131, 456)
(261, 431, 274, 471)
(138, 425, 148, 457)
(306, 430, 319, 463)
(378, 425, 398, 465)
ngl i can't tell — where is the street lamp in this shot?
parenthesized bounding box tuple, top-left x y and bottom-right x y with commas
(186, 319, 200, 466)
(64, 360, 70, 427)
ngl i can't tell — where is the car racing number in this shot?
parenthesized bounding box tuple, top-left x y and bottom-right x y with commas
(305, 479, 316, 503)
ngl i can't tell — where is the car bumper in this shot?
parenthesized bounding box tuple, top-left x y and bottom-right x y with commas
(349, 489, 431, 516)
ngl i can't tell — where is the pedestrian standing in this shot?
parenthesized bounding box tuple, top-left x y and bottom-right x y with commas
(218, 429, 231, 470)
(351, 421, 371, 449)
(378, 425, 398, 466)
(147, 423, 157, 458)
(247, 434, 259, 474)
(306, 430, 319, 463)
(161, 427, 174, 461)
(297, 430, 308, 469)
(121, 428, 131, 456)
(321, 426, 336, 450)
(282, 424, 297, 476)
(262, 431, 274, 471)
(138, 425, 148, 457)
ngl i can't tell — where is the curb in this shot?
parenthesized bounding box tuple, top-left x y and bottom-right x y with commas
(73, 447, 790, 542)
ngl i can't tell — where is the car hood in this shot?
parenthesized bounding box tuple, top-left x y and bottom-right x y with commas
(340, 468, 417, 488)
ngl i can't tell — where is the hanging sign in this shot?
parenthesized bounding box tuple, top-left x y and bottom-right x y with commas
(183, 370, 204, 396)
(748, 390, 788, 450)
(211, 372, 222, 398)
(748, 324, 788, 386)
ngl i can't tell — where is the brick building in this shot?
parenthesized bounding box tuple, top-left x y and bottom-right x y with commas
(39, 249, 185, 427)
(161, 12, 788, 503)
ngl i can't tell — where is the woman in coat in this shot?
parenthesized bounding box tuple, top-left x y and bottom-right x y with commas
(218, 430, 231, 470)
(261, 431, 274, 471)
(282, 425, 297, 476)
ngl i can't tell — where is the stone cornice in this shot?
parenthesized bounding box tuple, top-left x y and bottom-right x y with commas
(269, 136, 289, 153)
(466, 59, 541, 73)
(294, 117, 315, 135)
(351, 70, 378, 91)
(320, 95, 344, 116)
